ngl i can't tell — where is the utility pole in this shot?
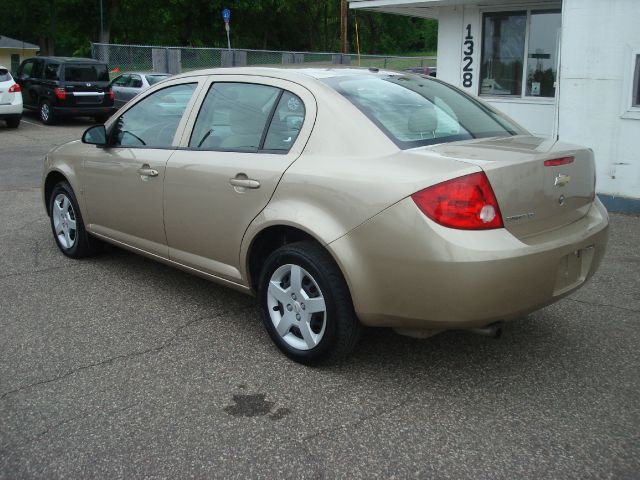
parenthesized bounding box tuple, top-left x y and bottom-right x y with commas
(340, 0, 348, 54)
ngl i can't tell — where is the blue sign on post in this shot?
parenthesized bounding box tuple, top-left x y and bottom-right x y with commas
(222, 8, 231, 23)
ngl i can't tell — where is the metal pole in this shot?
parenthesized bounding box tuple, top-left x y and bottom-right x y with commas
(99, 0, 104, 42)
(226, 25, 231, 50)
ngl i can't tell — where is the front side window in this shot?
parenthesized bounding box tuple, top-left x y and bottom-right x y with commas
(19, 61, 34, 78)
(189, 82, 281, 151)
(112, 74, 130, 86)
(111, 83, 196, 148)
(480, 11, 526, 96)
(130, 74, 143, 88)
(324, 74, 522, 149)
(64, 64, 109, 82)
(32, 60, 44, 79)
(633, 54, 640, 108)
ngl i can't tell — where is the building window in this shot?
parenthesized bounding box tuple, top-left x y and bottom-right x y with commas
(633, 54, 640, 108)
(480, 9, 561, 99)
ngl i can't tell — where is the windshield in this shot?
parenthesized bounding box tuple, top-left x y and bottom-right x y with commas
(0, 68, 11, 82)
(146, 74, 169, 85)
(64, 64, 109, 82)
(323, 74, 524, 149)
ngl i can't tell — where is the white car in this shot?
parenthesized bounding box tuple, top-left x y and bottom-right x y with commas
(0, 65, 22, 128)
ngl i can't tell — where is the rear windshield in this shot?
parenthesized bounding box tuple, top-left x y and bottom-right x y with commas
(0, 68, 11, 82)
(64, 64, 109, 82)
(322, 74, 523, 149)
(146, 74, 168, 85)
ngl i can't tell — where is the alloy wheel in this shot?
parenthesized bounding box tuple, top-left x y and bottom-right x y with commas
(266, 263, 327, 350)
(52, 193, 77, 249)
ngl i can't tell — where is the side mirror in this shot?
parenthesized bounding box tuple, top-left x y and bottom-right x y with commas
(82, 125, 107, 146)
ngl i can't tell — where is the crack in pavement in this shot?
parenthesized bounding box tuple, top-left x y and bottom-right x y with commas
(566, 298, 640, 315)
(0, 314, 224, 401)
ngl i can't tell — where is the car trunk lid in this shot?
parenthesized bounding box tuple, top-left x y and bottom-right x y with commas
(425, 135, 596, 239)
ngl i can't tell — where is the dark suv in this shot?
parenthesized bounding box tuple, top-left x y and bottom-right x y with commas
(15, 57, 117, 125)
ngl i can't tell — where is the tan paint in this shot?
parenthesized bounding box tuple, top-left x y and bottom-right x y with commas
(43, 67, 610, 331)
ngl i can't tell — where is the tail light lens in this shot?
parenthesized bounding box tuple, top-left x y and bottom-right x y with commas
(8, 83, 21, 93)
(108, 88, 115, 101)
(53, 87, 66, 100)
(412, 172, 503, 230)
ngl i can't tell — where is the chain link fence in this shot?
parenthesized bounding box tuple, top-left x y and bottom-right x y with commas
(91, 43, 436, 77)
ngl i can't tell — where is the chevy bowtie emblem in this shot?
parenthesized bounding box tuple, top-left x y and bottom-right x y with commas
(554, 174, 571, 187)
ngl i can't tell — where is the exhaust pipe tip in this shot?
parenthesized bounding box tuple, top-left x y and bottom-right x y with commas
(468, 321, 504, 339)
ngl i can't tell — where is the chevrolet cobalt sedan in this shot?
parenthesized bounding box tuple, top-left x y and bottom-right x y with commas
(42, 68, 609, 364)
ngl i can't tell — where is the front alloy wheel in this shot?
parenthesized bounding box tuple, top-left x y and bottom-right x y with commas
(48, 181, 99, 258)
(52, 193, 77, 249)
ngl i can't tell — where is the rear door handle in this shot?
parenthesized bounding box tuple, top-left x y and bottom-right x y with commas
(229, 177, 260, 189)
(137, 166, 158, 177)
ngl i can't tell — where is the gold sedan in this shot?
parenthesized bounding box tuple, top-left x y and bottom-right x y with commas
(42, 68, 609, 364)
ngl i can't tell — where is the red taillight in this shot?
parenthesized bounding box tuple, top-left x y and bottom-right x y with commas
(53, 87, 66, 100)
(108, 88, 114, 101)
(8, 83, 21, 93)
(412, 172, 503, 230)
(544, 156, 574, 167)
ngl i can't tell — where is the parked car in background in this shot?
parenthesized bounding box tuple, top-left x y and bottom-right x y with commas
(111, 72, 170, 108)
(15, 57, 117, 125)
(42, 67, 609, 364)
(404, 66, 437, 77)
(0, 65, 22, 128)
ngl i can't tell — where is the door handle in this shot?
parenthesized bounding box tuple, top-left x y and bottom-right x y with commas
(229, 176, 260, 189)
(137, 166, 158, 177)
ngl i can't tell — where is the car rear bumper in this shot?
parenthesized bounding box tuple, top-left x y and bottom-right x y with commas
(0, 100, 23, 116)
(329, 197, 609, 329)
(52, 105, 117, 117)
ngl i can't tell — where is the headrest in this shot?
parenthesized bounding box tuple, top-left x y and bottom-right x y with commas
(408, 107, 438, 133)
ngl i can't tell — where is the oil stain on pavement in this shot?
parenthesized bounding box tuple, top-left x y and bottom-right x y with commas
(224, 393, 291, 421)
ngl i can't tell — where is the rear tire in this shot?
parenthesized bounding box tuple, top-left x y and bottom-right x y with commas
(40, 100, 55, 125)
(48, 181, 99, 258)
(5, 115, 20, 128)
(94, 115, 109, 124)
(258, 241, 362, 365)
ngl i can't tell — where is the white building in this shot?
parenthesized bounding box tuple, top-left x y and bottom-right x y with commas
(350, 0, 640, 211)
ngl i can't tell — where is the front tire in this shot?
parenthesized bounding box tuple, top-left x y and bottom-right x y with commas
(48, 181, 98, 258)
(40, 100, 55, 125)
(258, 241, 362, 365)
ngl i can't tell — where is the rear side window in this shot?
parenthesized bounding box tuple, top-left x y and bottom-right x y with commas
(64, 64, 109, 82)
(0, 68, 11, 82)
(189, 82, 280, 151)
(146, 75, 168, 85)
(44, 63, 60, 81)
(323, 75, 523, 149)
(263, 91, 305, 151)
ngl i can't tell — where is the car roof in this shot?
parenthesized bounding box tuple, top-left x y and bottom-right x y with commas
(25, 56, 106, 64)
(121, 72, 170, 76)
(172, 66, 407, 85)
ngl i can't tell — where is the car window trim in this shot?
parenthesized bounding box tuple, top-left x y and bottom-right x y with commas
(258, 89, 284, 150)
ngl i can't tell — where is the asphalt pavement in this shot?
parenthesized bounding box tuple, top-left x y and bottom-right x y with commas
(1, 114, 639, 479)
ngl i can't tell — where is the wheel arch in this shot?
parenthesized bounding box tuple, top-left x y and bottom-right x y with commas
(43, 170, 69, 215)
